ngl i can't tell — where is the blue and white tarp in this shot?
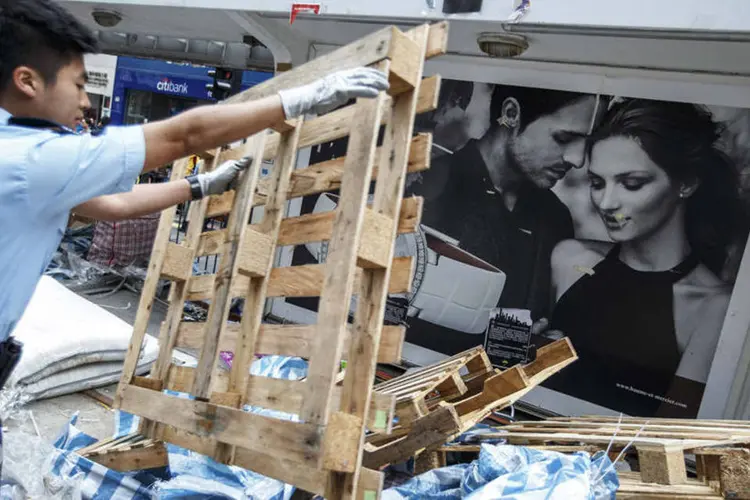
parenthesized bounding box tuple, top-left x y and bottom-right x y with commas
(46, 355, 308, 499)
(383, 444, 619, 500)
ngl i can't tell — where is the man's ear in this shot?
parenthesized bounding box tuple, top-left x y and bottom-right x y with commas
(12, 66, 44, 99)
(498, 97, 521, 133)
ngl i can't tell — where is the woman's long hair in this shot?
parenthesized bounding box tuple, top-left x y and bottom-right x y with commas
(587, 98, 749, 279)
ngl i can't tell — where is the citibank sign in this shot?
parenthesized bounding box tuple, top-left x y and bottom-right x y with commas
(156, 78, 188, 94)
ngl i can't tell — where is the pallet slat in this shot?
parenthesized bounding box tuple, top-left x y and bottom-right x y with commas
(175, 323, 405, 364)
(119, 385, 323, 466)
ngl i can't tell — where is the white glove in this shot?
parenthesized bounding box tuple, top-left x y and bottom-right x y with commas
(278, 67, 390, 119)
(196, 156, 252, 196)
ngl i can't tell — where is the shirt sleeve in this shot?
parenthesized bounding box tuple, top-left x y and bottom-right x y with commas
(24, 125, 146, 215)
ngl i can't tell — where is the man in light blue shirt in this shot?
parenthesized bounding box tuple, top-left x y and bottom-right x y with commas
(0, 0, 388, 423)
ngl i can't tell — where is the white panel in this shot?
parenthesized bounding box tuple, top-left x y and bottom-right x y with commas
(61, 0, 750, 31)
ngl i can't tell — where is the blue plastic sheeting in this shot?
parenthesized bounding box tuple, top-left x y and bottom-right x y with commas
(383, 444, 619, 500)
(46, 355, 310, 499)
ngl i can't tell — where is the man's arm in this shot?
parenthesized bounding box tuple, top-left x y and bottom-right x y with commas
(73, 157, 252, 221)
(140, 95, 284, 172)
(25, 67, 389, 215)
(140, 67, 389, 172)
(72, 181, 191, 221)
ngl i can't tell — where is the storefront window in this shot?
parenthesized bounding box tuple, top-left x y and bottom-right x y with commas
(124, 89, 207, 125)
(125, 89, 153, 125)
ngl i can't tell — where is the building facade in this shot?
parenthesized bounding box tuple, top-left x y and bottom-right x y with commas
(110, 56, 272, 125)
(83, 53, 118, 122)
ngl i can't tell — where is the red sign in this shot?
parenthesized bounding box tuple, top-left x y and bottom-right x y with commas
(290, 3, 321, 24)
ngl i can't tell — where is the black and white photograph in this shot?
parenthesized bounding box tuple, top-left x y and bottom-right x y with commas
(271, 77, 750, 419)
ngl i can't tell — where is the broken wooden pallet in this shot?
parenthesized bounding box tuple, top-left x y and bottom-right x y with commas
(77, 433, 169, 472)
(362, 338, 578, 469)
(493, 416, 750, 498)
(85, 21, 449, 500)
(371, 345, 494, 429)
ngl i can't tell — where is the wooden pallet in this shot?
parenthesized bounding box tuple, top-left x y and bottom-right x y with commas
(371, 345, 494, 429)
(87, 22, 449, 500)
(362, 338, 578, 468)
(493, 416, 750, 498)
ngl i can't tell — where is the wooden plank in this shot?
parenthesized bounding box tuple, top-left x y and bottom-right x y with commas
(224, 27, 394, 105)
(718, 448, 750, 498)
(205, 132, 431, 219)
(323, 411, 363, 472)
(166, 363, 229, 395)
(218, 119, 305, 463)
(161, 242, 193, 282)
(119, 384, 323, 466)
(502, 420, 750, 439)
(146, 151, 221, 404)
(425, 21, 450, 59)
(337, 29, 430, 496)
(357, 468, 384, 500)
(554, 415, 750, 428)
(616, 475, 722, 498)
(521, 337, 578, 383)
(301, 94, 389, 426)
(88, 442, 168, 472)
(176, 323, 404, 364)
(242, 375, 395, 431)
(201, 195, 423, 256)
(386, 27, 421, 93)
(357, 209, 395, 269)
(236, 228, 275, 278)
(267, 257, 413, 297)
(376, 346, 482, 391)
(262, 133, 431, 200)
(453, 367, 529, 417)
(132, 376, 163, 392)
(115, 157, 190, 407)
(185, 256, 413, 300)
(192, 133, 268, 400)
(498, 431, 707, 448)
(638, 445, 688, 485)
(233, 446, 328, 496)
(210, 391, 243, 408)
(362, 405, 461, 468)
(230, 120, 302, 394)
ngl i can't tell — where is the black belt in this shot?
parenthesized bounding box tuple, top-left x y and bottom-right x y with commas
(0, 337, 22, 390)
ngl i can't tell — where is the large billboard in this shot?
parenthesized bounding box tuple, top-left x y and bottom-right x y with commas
(269, 78, 750, 419)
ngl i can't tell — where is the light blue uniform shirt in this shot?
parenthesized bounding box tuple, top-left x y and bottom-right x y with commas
(0, 108, 146, 340)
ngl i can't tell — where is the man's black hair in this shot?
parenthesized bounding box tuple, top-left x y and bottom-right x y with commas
(0, 0, 99, 92)
(489, 84, 588, 132)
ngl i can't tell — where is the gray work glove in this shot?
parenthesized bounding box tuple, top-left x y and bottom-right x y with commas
(196, 156, 253, 197)
(278, 67, 390, 119)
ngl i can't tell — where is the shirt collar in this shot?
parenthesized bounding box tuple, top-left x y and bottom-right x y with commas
(0, 108, 11, 125)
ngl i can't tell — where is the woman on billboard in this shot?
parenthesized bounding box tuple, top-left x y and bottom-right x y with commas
(540, 98, 749, 417)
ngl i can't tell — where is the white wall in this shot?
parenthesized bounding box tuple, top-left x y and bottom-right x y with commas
(64, 0, 750, 31)
(83, 53, 117, 97)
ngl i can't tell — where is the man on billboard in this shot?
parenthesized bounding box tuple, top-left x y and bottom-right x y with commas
(402, 83, 605, 355)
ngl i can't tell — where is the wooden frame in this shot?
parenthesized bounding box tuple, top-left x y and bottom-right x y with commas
(91, 22, 449, 499)
(362, 338, 578, 469)
(476, 416, 750, 498)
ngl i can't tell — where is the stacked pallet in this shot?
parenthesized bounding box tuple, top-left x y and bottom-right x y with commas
(439, 416, 750, 498)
